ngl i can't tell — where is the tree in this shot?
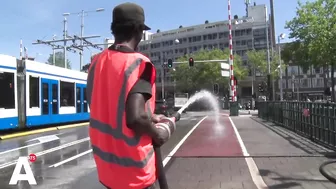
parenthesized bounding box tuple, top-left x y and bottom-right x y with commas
(285, 0, 336, 99)
(246, 49, 285, 79)
(47, 52, 71, 69)
(171, 49, 248, 93)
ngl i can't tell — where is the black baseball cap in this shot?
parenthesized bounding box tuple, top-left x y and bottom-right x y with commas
(112, 2, 151, 30)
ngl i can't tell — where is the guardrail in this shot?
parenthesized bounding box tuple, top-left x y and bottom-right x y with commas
(258, 101, 336, 149)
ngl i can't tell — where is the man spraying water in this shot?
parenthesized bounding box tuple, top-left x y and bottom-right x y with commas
(86, 3, 181, 189)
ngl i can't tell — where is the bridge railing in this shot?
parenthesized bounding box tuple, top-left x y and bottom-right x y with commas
(258, 101, 336, 149)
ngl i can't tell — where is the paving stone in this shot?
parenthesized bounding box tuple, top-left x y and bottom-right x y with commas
(231, 116, 336, 189)
(165, 158, 257, 189)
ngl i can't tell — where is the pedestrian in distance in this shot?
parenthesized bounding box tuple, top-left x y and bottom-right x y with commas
(86, 2, 179, 189)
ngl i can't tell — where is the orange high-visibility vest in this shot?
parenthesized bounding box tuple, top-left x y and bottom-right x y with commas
(87, 47, 157, 189)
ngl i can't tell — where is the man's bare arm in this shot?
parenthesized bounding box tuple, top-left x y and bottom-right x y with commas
(125, 93, 159, 138)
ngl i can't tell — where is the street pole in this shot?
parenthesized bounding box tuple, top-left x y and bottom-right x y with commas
(161, 66, 165, 100)
(278, 36, 283, 101)
(161, 52, 165, 100)
(52, 35, 56, 65)
(63, 17, 67, 68)
(265, 5, 272, 101)
(297, 81, 300, 101)
(80, 10, 84, 69)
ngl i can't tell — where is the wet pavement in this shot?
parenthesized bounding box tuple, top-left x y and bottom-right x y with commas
(0, 112, 205, 189)
(1, 111, 336, 189)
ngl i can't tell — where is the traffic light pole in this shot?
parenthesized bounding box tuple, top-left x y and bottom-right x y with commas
(165, 59, 229, 64)
(161, 66, 165, 100)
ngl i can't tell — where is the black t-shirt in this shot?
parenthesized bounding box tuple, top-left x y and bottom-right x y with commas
(109, 45, 153, 101)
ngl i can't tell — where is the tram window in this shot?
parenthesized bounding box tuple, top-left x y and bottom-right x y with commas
(29, 76, 40, 108)
(60, 81, 75, 107)
(0, 72, 15, 109)
(83, 88, 87, 100)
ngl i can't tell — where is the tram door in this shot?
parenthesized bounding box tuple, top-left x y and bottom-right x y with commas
(76, 84, 87, 113)
(41, 79, 59, 116)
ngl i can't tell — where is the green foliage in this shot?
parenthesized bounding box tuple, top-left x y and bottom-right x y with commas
(246, 49, 285, 79)
(171, 49, 248, 92)
(285, 0, 336, 67)
(47, 52, 71, 69)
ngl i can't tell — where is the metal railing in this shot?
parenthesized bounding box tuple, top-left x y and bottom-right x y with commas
(258, 101, 336, 149)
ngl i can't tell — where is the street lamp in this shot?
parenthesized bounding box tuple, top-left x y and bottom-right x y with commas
(63, 8, 105, 69)
(278, 33, 286, 101)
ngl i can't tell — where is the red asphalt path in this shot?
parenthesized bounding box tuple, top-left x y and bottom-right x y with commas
(173, 116, 243, 157)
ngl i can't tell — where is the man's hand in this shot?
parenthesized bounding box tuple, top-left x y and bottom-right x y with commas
(152, 128, 169, 147)
(151, 114, 166, 123)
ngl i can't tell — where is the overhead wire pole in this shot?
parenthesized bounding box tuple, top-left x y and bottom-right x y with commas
(80, 10, 85, 69)
(52, 35, 56, 65)
(64, 8, 104, 70)
(63, 17, 68, 68)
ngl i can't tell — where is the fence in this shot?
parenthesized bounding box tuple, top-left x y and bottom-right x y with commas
(258, 101, 336, 149)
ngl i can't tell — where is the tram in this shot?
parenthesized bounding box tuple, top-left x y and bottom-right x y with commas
(0, 54, 89, 131)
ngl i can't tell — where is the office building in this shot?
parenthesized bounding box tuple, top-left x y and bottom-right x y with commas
(104, 31, 153, 49)
(105, 4, 272, 102)
(276, 42, 334, 101)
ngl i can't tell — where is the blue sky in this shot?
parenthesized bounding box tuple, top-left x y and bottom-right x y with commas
(0, 0, 307, 71)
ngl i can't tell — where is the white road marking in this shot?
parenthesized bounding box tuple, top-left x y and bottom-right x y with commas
(49, 149, 93, 168)
(0, 137, 89, 169)
(162, 116, 208, 167)
(0, 143, 41, 156)
(228, 117, 268, 189)
(48, 117, 209, 169)
(26, 134, 60, 143)
(0, 134, 66, 155)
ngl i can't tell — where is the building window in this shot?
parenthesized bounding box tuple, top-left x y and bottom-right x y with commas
(246, 28, 252, 35)
(0, 72, 15, 109)
(60, 81, 75, 107)
(279, 80, 286, 89)
(300, 78, 310, 88)
(29, 76, 40, 108)
(288, 66, 299, 76)
(312, 78, 324, 88)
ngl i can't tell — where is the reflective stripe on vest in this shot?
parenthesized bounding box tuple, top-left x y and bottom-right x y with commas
(87, 55, 154, 168)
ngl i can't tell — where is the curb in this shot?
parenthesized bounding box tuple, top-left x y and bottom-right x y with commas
(0, 122, 89, 140)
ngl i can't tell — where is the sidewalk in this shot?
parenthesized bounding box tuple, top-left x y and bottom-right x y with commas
(234, 116, 336, 189)
(164, 114, 336, 189)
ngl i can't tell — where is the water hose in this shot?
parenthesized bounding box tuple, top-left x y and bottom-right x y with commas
(155, 113, 181, 189)
(319, 160, 336, 184)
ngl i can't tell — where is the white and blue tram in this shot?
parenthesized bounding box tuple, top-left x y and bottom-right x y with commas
(0, 54, 89, 131)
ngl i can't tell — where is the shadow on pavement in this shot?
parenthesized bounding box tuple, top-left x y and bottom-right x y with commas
(251, 117, 336, 158)
(259, 169, 330, 189)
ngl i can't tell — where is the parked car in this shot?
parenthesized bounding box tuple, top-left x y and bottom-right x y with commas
(155, 100, 172, 117)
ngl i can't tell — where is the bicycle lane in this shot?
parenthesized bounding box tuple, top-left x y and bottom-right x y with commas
(164, 114, 259, 189)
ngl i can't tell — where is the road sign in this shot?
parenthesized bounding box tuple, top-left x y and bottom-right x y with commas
(221, 62, 230, 77)
(221, 62, 230, 70)
(221, 70, 230, 77)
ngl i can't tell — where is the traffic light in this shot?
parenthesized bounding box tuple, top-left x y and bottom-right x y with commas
(189, 57, 194, 67)
(258, 83, 263, 92)
(213, 83, 219, 94)
(167, 59, 173, 68)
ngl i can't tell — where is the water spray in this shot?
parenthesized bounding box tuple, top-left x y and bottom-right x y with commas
(154, 90, 219, 189)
